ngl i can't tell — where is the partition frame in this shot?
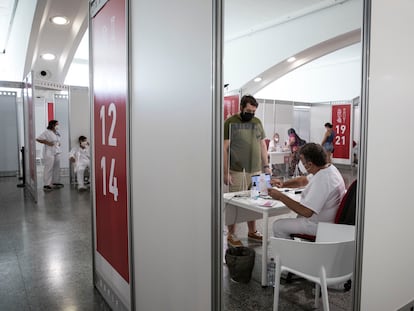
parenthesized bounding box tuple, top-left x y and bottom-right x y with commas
(90, 0, 132, 309)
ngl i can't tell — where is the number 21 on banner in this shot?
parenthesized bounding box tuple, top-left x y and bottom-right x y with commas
(99, 102, 119, 202)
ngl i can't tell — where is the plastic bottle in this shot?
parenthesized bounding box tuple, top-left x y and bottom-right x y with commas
(293, 164, 300, 178)
(267, 257, 276, 287)
(250, 182, 259, 199)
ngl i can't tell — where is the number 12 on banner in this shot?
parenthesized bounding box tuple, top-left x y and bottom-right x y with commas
(101, 156, 119, 202)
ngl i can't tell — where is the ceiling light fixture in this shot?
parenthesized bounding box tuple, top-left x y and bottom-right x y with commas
(41, 53, 56, 61)
(254, 77, 262, 82)
(287, 57, 296, 63)
(50, 16, 69, 25)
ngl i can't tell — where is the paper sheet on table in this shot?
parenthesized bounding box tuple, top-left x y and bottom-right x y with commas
(254, 198, 277, 207)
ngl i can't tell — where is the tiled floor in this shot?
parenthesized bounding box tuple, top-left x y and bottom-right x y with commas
(0, 175, 110, 311)
(0, 165, 357, 310)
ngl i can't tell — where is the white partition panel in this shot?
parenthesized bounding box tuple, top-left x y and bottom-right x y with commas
(360, 0, 414, 309)
(130, 0, 214, 310)
(310, 104, 331, 145)
(54, 94, 69, 170)
(0, 91, 19, 176)
(68, 86, 90, 148)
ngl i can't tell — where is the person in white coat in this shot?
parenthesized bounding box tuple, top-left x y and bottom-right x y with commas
(69, 135, 90, 191)
(36, 120, 63, 191)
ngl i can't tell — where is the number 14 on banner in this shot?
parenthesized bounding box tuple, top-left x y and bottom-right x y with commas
(101, 156, 119, 202)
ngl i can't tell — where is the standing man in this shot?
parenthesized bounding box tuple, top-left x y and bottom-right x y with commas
(224, 94, 271, 247)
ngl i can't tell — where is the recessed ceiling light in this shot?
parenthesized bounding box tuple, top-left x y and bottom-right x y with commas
(50, 16, 69, 25)
(287, 57, 296, 63)
(41, 53, 56, 61)
(254, 77, 262, 82)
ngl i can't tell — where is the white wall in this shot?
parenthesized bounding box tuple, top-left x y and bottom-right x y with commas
(68, 86, 90, 148)
(255, 43, 362, 103)
(360, 0, 414, 309)
(130, 1, 213, 310)
(224, 0, 362, 91)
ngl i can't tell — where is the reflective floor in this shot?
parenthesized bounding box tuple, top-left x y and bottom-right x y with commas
(0, 165, 357, 311)
(0, 175, 110, 311)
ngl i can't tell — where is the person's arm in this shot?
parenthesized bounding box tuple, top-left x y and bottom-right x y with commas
(267, 188, 314, 217)
(36, 138, 54, 146)
(261, 139, 271, 174)
(223, 139, 231, 185)
(321, 131, 329, 145)
(69, 148, 76, 162)
(270, 175, 308, 188)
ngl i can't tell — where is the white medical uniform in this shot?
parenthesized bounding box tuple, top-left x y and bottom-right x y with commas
(37, 129, 61, 186)
(69, 145, 90, 189)
(272, 164, 346, 239)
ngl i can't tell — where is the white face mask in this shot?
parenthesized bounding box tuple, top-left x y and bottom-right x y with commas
(81, 141, 88, 147)
(55, 125, 59, 130)
(298, 160, 308, 174)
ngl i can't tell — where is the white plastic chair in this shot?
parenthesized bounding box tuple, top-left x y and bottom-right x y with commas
(270, 222, 355, 311)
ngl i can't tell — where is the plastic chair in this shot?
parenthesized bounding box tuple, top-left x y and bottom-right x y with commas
(291, 179, 357, 242)
(270, 222, 355, 311)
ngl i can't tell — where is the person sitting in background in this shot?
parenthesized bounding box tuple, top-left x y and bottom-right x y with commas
(267, 143, 345, 239)
(268, 132, 281, 152)
(69, 135, 90, 192)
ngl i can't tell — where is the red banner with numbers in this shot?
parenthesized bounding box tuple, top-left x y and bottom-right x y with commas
(92, 0, 129, 282)
(224, 95, 239, 120)
(332, 104, 351, 160)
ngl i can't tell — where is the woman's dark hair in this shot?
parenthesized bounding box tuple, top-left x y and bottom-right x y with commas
(240, 95, 258, 108)
(324, 122, 333, 128)
(47, 120, 58, 130)
(288, 128, 302, 143)
(299, 143, 327, 166)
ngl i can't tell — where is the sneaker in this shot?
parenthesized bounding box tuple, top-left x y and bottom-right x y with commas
(227, 234, 243, 247)
(52, 183, 64, 189)
(78, 187, 87, 192)
(43, 185, 53, 192)
(248, 231, 263, 242)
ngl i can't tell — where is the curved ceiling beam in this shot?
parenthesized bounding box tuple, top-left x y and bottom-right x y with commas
(241, 29, 361, 96)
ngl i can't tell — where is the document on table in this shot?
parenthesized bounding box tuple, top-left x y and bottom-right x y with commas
(254, 198, 278, 207)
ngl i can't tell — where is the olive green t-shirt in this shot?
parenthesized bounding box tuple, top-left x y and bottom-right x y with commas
(224, 114, 266, 173)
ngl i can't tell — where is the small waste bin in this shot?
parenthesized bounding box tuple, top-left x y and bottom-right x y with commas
(225, 247, 255, 283)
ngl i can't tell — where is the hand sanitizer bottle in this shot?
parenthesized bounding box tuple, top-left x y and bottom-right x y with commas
(250, 182, 259, 199)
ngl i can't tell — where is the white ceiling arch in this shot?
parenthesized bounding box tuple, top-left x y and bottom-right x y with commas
(224, 0, 363, 100)
(242, 29, 361, 98)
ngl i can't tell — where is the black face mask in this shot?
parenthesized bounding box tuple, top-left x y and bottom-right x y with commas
(240, 112, 254, 122)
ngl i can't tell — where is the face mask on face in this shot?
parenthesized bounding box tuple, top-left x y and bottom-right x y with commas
(240, 111, 254, 122)
(298, 160, 308, 174)
(55, 125, 59, 130)
(81, 141, 88, 147)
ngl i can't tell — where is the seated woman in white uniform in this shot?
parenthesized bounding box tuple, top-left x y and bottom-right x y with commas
(69, 135, 91, 191)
